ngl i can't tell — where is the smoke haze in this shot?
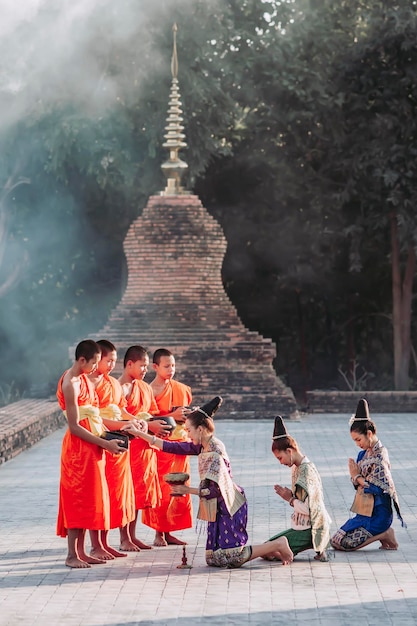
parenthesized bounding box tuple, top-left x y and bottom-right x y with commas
(0, 0, 212, 395)
(0, 0, 160, 128)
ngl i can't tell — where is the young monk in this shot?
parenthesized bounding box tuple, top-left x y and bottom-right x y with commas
(88, 339, 147, 558)
(118, 345, 171, 550)
(143, 348, 193, 547)
(56, 339, 128, 569)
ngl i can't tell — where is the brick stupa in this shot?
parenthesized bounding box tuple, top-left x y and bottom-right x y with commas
(96, 26, 298, 418)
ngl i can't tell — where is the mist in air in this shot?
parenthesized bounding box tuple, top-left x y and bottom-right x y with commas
(0, 0, 211, 397)
(0, 0, 171, 126)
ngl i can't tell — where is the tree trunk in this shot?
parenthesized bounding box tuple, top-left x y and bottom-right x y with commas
(295, 289, 308, 405)
(390, 212, 416, 390)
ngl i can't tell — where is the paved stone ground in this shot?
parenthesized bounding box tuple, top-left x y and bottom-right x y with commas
(0, 413, 416, 626)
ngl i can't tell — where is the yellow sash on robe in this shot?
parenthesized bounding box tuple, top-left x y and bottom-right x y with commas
(135, 412, 153, 421)
(100, 404, 122, 421)
(171, 423, 187, 440)
(64, 405, 105, 437)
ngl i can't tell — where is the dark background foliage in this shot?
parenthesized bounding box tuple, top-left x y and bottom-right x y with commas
(0, 0, 416, 405)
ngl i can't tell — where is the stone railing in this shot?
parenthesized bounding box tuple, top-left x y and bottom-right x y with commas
(1, 391, 416, 465)
(0, 398, 65, 465)
(306, 390, 417, 414)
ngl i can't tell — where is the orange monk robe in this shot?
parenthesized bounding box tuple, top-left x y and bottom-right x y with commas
(95, 375, 135, 529)
(56, 373, 110, 538)
(142, 379, 193, 533)
(124, 379, 161, 510)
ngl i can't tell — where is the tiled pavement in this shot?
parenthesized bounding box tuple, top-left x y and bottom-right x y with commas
(0, 413, 416, 625)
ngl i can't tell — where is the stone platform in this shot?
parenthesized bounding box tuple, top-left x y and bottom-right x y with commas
(0, 413, 416, 625)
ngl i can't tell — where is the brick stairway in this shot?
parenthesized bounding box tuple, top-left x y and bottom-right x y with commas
(94, 194, 297, 418)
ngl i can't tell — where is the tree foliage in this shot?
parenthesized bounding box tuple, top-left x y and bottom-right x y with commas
(198, 0, 417, 394)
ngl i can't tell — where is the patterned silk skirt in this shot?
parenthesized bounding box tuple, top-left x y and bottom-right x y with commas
(205, 491, 250, 568)
(331, 496, 393, 550)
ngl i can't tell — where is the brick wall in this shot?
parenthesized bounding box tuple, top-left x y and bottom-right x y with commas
(0, 399, 65, 465)
(2, 391, 416, 465)
(306, 390, 417, 414)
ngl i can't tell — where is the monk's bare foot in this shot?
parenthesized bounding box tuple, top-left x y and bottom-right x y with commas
(314, 552, 329, 562)
(153, 534, 168, 547)
(132, 538, 152, 550)
(79, 553, 107, 565)
(262, 554, 279, 562)
(119, 539, 140, 552)
(103, 545, 128, 558)
(165, 533, 186, 546)
(379, 527, 398, 550)
(90, 547, 114, 561)
(65, 556, 91, 569)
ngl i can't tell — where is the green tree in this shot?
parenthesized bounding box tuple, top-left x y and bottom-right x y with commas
(325, 2, 417, 389)
(198, 0, 417, 391)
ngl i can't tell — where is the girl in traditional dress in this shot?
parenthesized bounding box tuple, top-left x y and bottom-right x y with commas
(265, 416, 331, 562)
(123, 397, 293, 568)
(331, 398, 405, 551)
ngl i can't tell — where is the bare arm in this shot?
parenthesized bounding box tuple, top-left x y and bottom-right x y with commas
(166, 406, 192, 424)
(170, 484, 200, 496)
(62, 375, 126, 455)
(121, 423, 164, 450)
(101, 416, 148, 433)
(120, 408, 148, 432)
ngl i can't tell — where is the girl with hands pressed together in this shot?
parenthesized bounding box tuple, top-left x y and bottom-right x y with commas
(265, 416, 331, 562)
(331, 398, 406, 552)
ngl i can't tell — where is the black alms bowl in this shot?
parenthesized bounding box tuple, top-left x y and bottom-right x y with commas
(148, 416, 177, 431)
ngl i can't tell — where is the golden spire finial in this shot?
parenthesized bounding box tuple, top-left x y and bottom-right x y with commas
(171, 23, 178, 79)
(160, 23, 188, 196)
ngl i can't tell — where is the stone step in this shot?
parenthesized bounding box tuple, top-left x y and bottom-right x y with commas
(99, 339, 276, 352)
